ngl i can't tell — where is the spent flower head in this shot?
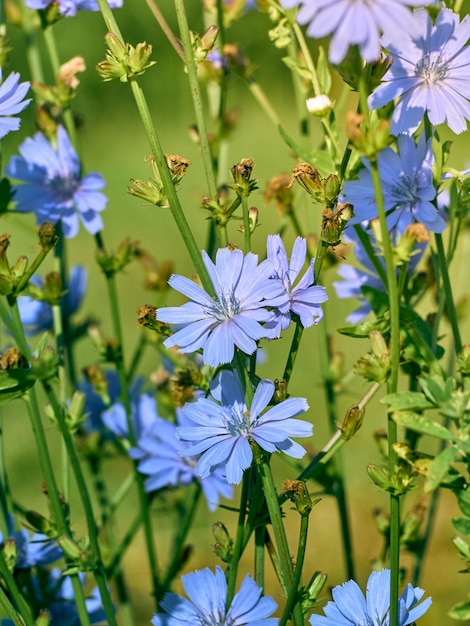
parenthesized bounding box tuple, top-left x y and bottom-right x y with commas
(0, 69, 30, 139)
(369, 8, 470, 135)
(279, 0, 432, 65)
(309, 568, 431, 625)
(152, 566, 277, 626)
(177, 369, 312, 485)
(6, 126, 107, 238)
(157, 246, 287, 368)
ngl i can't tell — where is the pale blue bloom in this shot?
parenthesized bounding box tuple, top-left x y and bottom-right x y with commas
(6, 126, 107, 238)
(0, 69, 30, 138)
(129, 408, 233, 511)
(333, 228, 426, 323)
(369, 8, 470, 135)
(343, 133, 445, 233)
(157, 247, 287, 368)
(101, 385, 158, 441)
(279, 0, 432, 65)
(25, 0, 122, 16)
(177, 370, 311, 485)
(266, 235, 328, 338)
(152, 566, 277, 626)
(309, 569, 431, 625)
(17, 265, 87, 336)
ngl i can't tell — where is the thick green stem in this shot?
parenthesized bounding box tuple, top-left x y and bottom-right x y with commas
(0, 550, 34, 626)
(226, 472, 250, 607)
(434, 233, 462, 356)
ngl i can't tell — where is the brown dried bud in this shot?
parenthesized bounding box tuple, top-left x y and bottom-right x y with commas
(1, 348, 28, 370)
(58, 56, 86, 89)
(165, 153, 191, 184)
(264, 173, 294, 216)
(38, 222, 58, 251)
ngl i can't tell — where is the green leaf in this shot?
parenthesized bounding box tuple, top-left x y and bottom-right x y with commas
(281, 56, 312, 82)
(0, 368, 36, 405)
(458, 489, 470, 517)
(316, 46, 331, 94)
(392, 410, 456, 441)
(452, 518, 470, 536)
(381, 391, 434, 412)
(449, 600, 470, 621)
(421, 375, 453, 405)
(425, 446, 458, 493)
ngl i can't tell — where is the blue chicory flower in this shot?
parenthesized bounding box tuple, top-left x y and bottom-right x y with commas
(278, 0, 432, 65)
(343, 133, 445, 233)
(25, 0, 122, 16)
(266, 235, 328, 338)
(129, 408, 233, 511)
(309, 568, 431, 625)
(0, 69, 30, 139)
(333, 228, 427, 323)
(157, 247, 287, 368)
(152, 565, 278, 626)
(47, 572, 107, 625)
(369, 8, 470, 135)
(17, 265, 87, 336)
(6, 126, 107, 238)
(177, 369, 312, 485)
(101, 388, 161, 441)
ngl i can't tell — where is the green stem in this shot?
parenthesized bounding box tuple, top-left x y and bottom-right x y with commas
(0, 551, 34, 626)
(174, 0, 217, 200)
(161, 484, 202, 593)
(241, 195, 251, 253)
(434, 233, 462, 355)
(226, 472, 249, 607)
(106, 512, 143, 578)
(282, 321, 303, 387)
(279, 514, 309, 626)
(254, 451, 303, 626)
(42, 381, 118, 626)
(254, 526, 265, 589)
(95, 236, 160, 607)
(0, 583, 27, 626)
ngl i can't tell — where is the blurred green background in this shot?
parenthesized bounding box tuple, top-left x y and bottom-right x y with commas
(3, 1, 470, 624)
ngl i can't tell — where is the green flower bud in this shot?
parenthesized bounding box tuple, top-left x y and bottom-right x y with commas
(458, 345, 470, 375)
(212, 522, 233, 563)
(97, 33, 156, 83)
(340, 405, 365, 439)
(301, 571, 327, 613)
(230, 158, 258, 197)
(282, 479, 313, 516)
(36, 610, 51, 626)
(38, 222, 59, 251)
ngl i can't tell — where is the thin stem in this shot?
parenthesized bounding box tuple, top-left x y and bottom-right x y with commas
(279, 514, 309, 626)
(42, 381, 118, 626)
(0, 550, 34, 626)
(145, 0, 185, 62)
(434, 233, 462, 356)
(254, 526, 265, 589)
(174, 0, 218, 200)
(241, 195, 251, 253)
(226, 472, 249, 607)
(282, 322, 303, 387)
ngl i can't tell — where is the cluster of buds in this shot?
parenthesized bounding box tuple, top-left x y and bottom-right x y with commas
(45, 390, 86, 433)
(0, 233, 28, 297)
(238, 206, 259, 235)
(128, 154, 190, 207)
(87, 325, 122, 363)
(230, 158, 258, 198)
(367, 458, 415, 496)
(290, 163, 340, 208)
(97, 33, 155, 83)
(95, 238, 140, 276)
(354, 330, 391, 383)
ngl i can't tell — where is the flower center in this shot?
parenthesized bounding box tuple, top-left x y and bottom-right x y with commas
(201, 610, 231, 626)
(223, 408, 251, 437)
(47, 173, 79, 203)
(389, 172, 420, 208)
(415, 52, 449, 84)
(205, 291, 241, 321)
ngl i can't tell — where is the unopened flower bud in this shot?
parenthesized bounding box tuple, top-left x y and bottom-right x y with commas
(36, 610, 51, 626)
(401, 500, 426, 546)
(212, 522, 233, 563)
(306, 94, 332, 117)
(458, 345, 470, 375)
(368, 464, 392, 491)
(43, 271, 63, 305)
(282, 479, 312, 516)
(97, 34, 156, 82)
(340, 405, 365, 439)
(67, 390, 86, 431)
(4, 538, 17, 570)
(302, 571, 327, 613)
(395, 223, 430, 265)
(11, 256, 28, 282)
(354, 331, 391, 382)
(273, 378, 287, 403)
(38, 222, 59, 252)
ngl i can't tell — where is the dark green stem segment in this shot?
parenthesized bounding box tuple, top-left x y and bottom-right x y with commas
(42, 382, 118, 626)
(226, 471, 250, 608)
(254, 450, 303, 626)
(282, 322, 304, 387)
(279, 514, 309, 626)
(434, 233, 462, 356)
(0, 550, 34, 626)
